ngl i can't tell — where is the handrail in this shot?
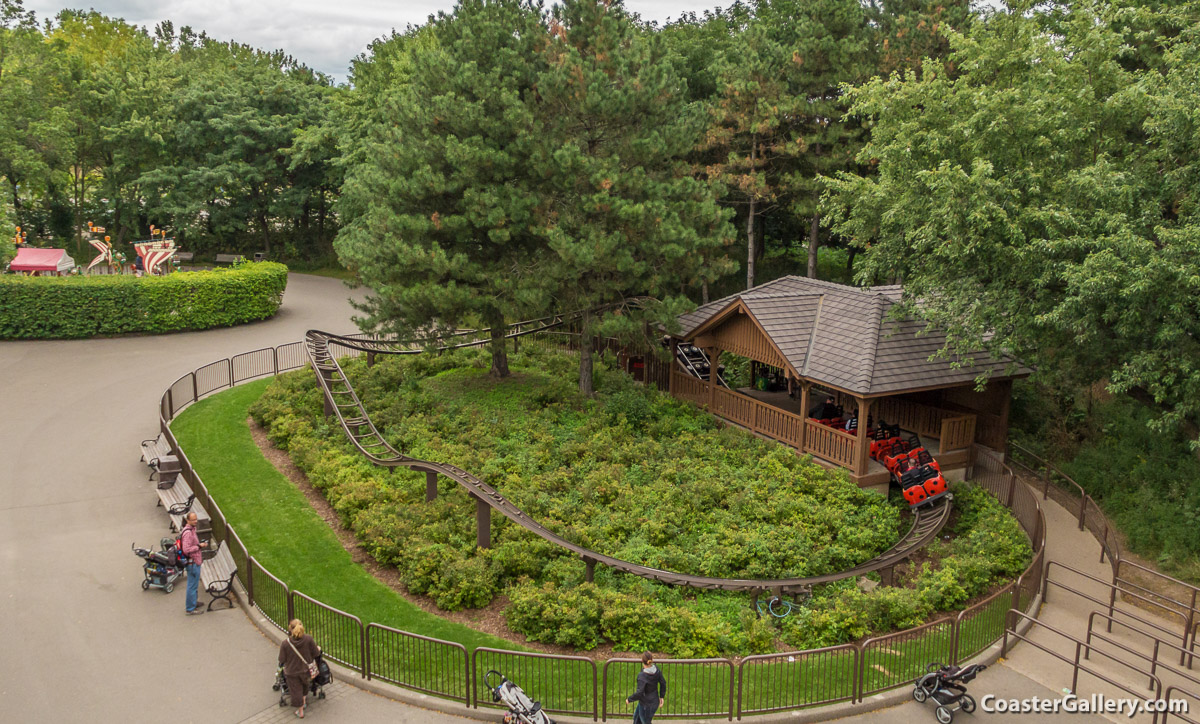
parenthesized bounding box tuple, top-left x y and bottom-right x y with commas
(1085, 612, 1200, 692)
(1003, 610, 1165, 722)
(154, 331, 1048, 720)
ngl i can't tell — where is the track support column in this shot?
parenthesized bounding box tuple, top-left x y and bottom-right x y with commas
(425, 471, 438, 502)
(584, 557, 596, 583)
(367, 352, 376, 368)
(474, 494, 491, 549)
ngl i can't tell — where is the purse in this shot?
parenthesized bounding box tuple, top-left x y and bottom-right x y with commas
(287, 638, 319, 679)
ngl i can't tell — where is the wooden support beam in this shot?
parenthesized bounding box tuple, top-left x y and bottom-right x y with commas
(584, 557, 596, 583)
(425, 470, 438, 502)
(366, 351, 376, 368)
(475, 494, 491, 550)
(799, 381, 811, 450)
(855, 396, 873, 476)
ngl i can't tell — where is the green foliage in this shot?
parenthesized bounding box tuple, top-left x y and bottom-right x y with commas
(1015, 389, 1200, 580)
(0, 261, 287, 338)
(823, 0, 1200, 440)
(780, 483, 1030, 650)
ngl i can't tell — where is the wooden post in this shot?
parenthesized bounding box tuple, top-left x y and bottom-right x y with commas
(366, 351, 376, 368)
(798, 381, 811, 451)
(708, 348, 721, 409)
(668, 339, 679, 395)
(855, 396, 873, 476)
(474, 494, 491, 549)
(584, 557, 596, 583)
(425, 470, 438, 502)
(749, 360, 757, 390)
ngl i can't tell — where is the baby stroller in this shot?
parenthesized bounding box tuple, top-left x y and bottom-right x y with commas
(913, 662, 987, 723)
(273, 651, 332, 708)
(132, 539, 186, 593)
(484, 670, 555, 724)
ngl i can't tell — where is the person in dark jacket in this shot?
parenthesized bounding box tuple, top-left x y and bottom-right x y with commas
(279, 619, 321, 718)
(625, 651, 667, 723)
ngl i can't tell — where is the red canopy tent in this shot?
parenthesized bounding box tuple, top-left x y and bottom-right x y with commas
(8, 248, 75, 275)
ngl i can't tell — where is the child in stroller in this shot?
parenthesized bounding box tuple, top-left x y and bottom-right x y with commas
(912, 662, 986, 723)
(272, 651, 332, 709)
(484, 670, 555, 724)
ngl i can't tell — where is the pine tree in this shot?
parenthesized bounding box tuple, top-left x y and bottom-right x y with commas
(533, 0, 734, 394)
(336, 0, 550, 377)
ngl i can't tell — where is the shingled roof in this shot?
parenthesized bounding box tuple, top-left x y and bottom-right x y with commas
(679, 276, 1028, 396)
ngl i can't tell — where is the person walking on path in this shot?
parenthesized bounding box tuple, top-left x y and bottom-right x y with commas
(625, 651, 667, 723)
(279, 619, 321, 719)
(180, 512, 206, 615)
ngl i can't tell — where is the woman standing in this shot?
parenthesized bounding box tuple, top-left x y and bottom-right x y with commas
(279, 619, 321, 718)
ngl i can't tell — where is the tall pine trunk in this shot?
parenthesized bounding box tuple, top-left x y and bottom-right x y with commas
(488, 321, 510, 378)
(746, 140, 758, 290)
(746, 196, 757, 290)
(578, 313, 594, 396)
(807, 212, 820, 278)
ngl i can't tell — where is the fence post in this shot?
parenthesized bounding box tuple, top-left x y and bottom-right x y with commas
(288, 589, 295, 624)
(727, 660, 735, 721)
(1006, 472, 1016, 507)
(246, 555, 255, 606)
(854, 642, 865, 703)
(167, 389, 174, 418)
(1078, 494, 1087, 531)
(192, 373, 198, 402)
(950, 617, 960, 666)
(273, 347, 279, 375)
(228, 358, 234, 386)
(465, 646, 473, 709)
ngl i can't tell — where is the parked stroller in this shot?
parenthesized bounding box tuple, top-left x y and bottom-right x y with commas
(273, 651, 332, 708)
(132, 539, 186, 593)
(913, 662, 987, 723)
(484, 670, 555, 724)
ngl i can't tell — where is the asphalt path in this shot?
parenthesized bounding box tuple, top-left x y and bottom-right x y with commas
(0, 273, 1115, 724)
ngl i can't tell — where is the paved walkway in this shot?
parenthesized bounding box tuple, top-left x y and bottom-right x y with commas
(0, 273, 1175, 723)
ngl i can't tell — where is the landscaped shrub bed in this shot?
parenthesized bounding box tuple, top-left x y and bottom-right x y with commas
(0, 261, 288, 338)
(250, 344, 1030, 656)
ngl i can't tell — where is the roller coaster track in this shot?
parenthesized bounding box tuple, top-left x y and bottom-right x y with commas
(303, 315, 951, 595)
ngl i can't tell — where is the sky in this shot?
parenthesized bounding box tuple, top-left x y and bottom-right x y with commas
(25, 0, 714, 82)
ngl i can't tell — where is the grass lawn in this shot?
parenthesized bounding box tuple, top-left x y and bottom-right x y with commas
(171, 378, 515, 653)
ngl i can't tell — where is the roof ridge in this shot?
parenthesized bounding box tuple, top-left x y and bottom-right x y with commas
(801, 294, 824, 378)
(859, 296, 886, 394)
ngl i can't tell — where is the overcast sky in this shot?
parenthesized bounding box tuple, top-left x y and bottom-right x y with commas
(26, 1, 713, 82)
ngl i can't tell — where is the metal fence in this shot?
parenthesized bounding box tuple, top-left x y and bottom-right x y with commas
(366, 623, 470, 704)
(154, 339, 1054, 720)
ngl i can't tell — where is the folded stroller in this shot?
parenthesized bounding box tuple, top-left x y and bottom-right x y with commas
(273, 651, 331, 708)
(913, 662, 986, 723)
(485, 670, 555, 724)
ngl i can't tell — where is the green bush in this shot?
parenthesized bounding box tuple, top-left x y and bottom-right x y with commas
(0, 261, 288, 338)
(250, 345, 1030, 655)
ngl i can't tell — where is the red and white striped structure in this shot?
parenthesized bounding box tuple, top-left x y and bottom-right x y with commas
(86, 237, 114, 272)
(134, 239, 176, 275)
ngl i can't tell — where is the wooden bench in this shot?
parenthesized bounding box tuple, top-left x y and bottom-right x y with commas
(157, 478, 212, 542)
(141, 435, 181, 485)
(200, 541, 238, 611)
(175, 251, 194, 262)
(141, 433, 172, 468)
(214, 254, 244, 264)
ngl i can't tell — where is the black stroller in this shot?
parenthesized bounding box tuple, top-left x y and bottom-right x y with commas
(273, 651, 332, 708)
(132, 539, 186, 593)
(484, 670, 555, 724)
(912, 662, 987, 723)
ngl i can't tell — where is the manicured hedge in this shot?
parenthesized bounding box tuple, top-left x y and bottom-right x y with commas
(0, 261, 288, 339)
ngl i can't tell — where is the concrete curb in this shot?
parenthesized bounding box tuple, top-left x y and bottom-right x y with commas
(230, 576, 1044, 724)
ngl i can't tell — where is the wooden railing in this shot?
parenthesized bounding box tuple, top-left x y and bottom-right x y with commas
(671, 370, 709, 405)
(873, 396, 978, 452)
(803, 420, 858, 469)
(940, 415, 977, 452)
